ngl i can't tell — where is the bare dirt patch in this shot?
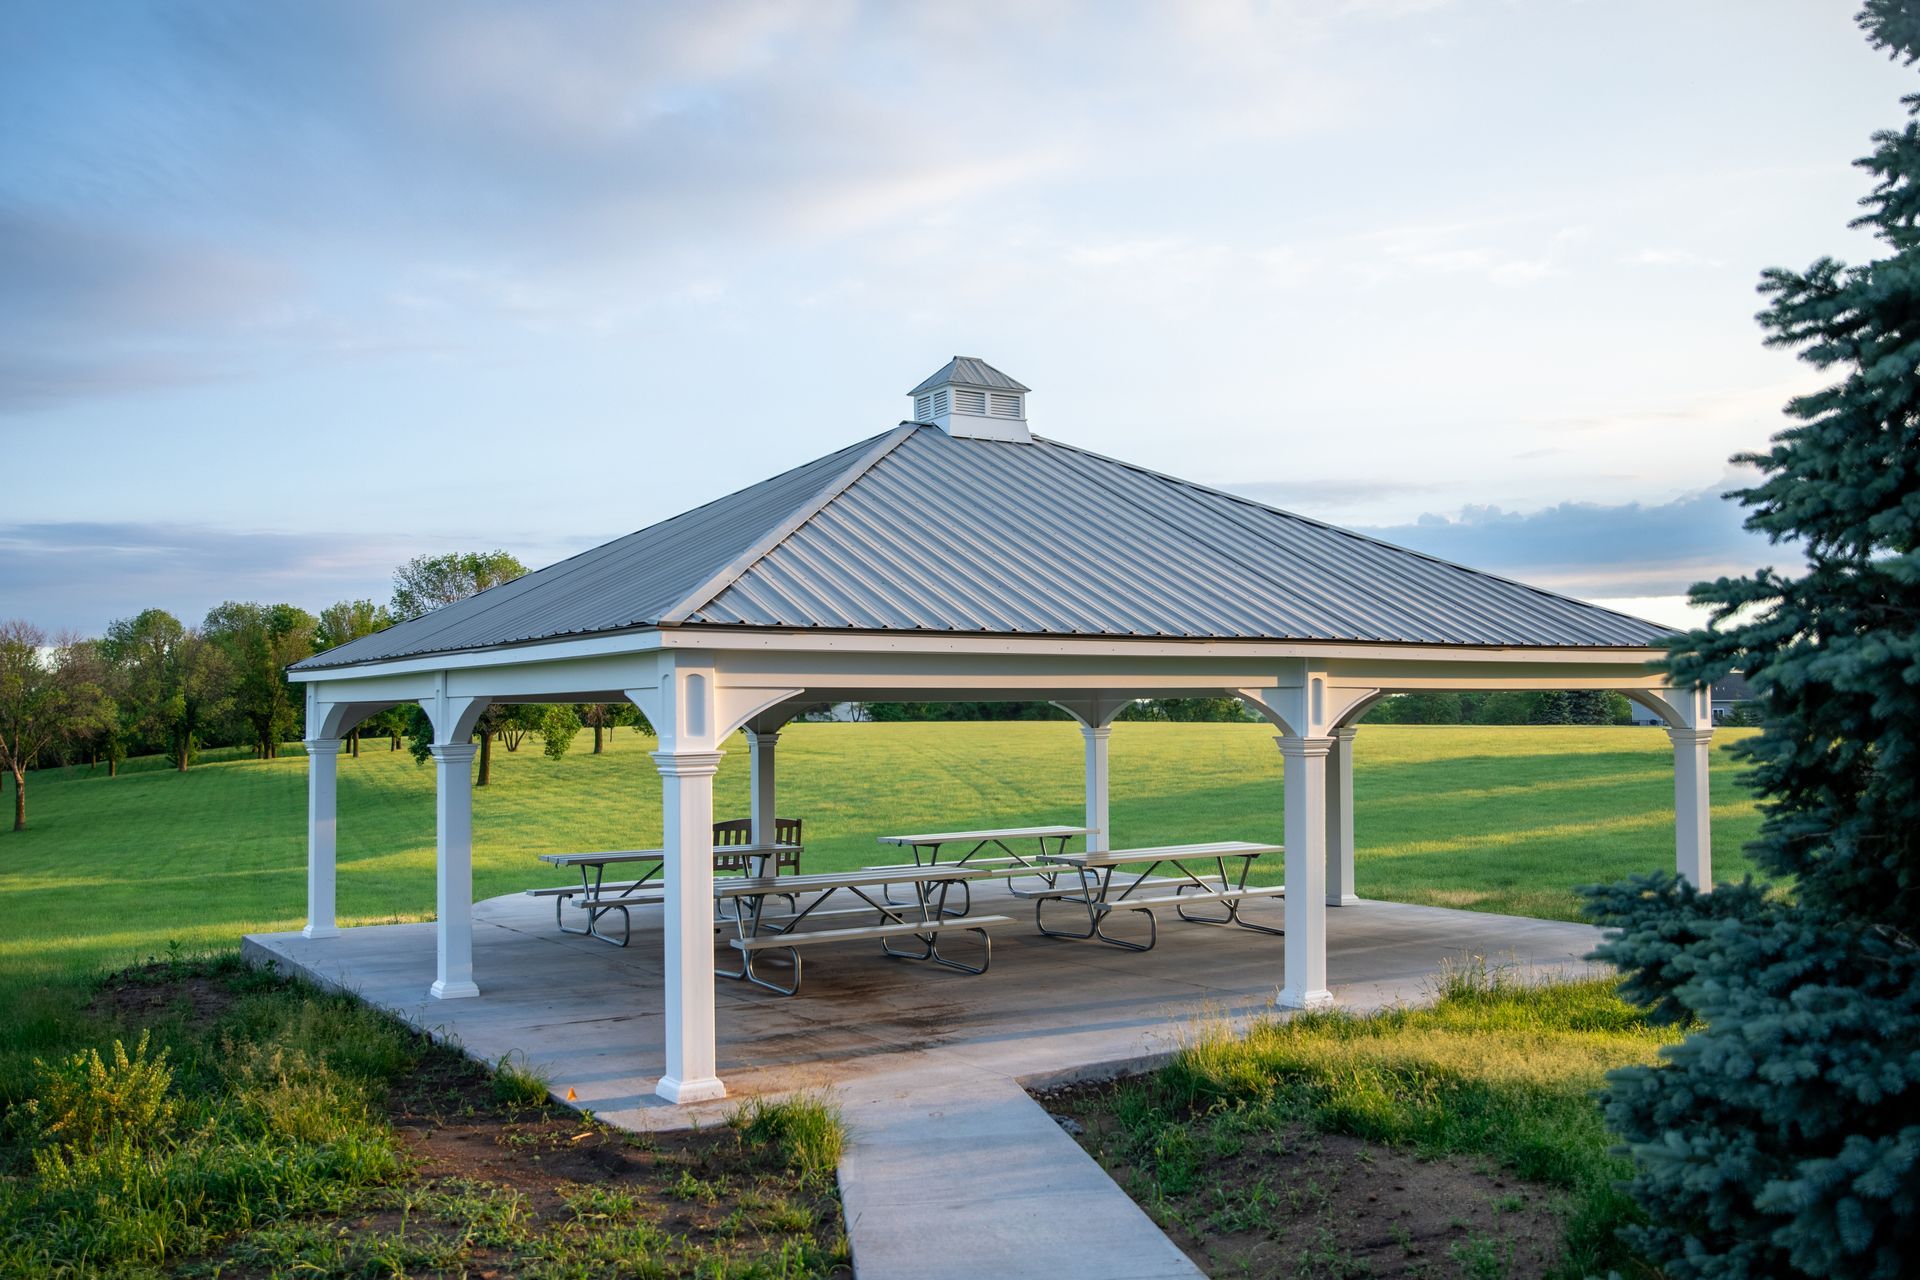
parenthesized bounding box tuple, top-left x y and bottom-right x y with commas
(90, 961, 255, 1033)
(1042, 1082, 1568, 1280)
(102, 965, 851, 1278)
(385, 1052, 849, 1264)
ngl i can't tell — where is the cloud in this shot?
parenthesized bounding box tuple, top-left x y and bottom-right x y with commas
(1346, 477, 1792, 598)
(0, 521, 632, 637)
(0, 204, 295, 409)
(0, 523, 404, 635)
(1230, 476, 1451, 513)
(0, 1, 1390, 412)
(1622, 247, 1726, 269)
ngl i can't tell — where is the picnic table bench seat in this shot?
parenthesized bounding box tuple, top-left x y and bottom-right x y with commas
(868, 825, 1098, 914)
(530, 843, 804, 947)
(729, 915, 1013, 952)
(1035, 840, 1286, 952)
(715, 864, 995, 995)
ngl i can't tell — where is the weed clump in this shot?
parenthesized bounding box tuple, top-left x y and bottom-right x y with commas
(729, 1092, 845, 1184)
(492, 1051, 552, 1107)
(19, 1029, 176, 1153)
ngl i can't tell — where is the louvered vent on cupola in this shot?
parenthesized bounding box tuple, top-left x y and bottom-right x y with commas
(907, 357, 1032, 443)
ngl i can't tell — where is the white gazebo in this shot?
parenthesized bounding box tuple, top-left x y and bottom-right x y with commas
(288, 357, 1713, 1104)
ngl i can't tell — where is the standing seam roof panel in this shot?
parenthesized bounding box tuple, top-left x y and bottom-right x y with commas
(295, 422, 1672, 672)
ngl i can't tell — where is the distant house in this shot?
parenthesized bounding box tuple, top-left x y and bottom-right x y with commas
(1629, 675, 1756, 726)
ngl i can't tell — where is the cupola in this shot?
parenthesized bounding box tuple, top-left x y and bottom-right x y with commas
(907, 357, 1031, 443)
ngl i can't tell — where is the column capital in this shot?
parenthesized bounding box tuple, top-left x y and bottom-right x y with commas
(304, 738, 344, 756)
(1079, 723, 1114, 741)
(1666, 727, 1715, 747)
(652, 749, 725, 777)
(1275, 735, 1335, 759)
(745, 728, 780, 745)
(1332, 726, 1360, 744)
(428, 742, 479, 764)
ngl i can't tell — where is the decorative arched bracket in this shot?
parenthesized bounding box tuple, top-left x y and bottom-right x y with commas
(422, 675, 489, 745)
(1049, 694, 1136, 730)
(306, 689, 397, 742)
(1236, 679, 1381, 740)
(1624, 685, 1711, 730)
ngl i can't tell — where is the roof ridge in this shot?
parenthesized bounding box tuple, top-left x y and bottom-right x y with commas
(655, 423, 923, 625)
(1029, 434, 1676, 637)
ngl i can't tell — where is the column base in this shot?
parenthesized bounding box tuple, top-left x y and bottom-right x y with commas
(1277, 987, 1336, 1011)
(1325, 895, 1363, 908)
(656, 1074, 728, 1104)
(430, 978, 480, 1000)
(301, 923, 340, 939)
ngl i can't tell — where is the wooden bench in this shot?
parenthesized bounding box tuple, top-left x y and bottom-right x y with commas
(713, 817, 803, 876)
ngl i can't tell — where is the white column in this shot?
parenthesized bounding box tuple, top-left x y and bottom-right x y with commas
(429, 742, 480, 999)
(654, 748, 727, 1104)
(1278, 735, 1335, 1010)
(303, 737, 342, 938)
(1325, 726, 1359, 906)
(747, 729, 778, 844)
(1081, 723, 1112, 852)
(1669, 726, 1714, 890)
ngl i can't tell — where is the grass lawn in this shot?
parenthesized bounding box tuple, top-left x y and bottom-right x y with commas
(1049, 963, 1677, 1279)
(0, 722, 1762, 984)
(0, 724, 1757, 1275)
(0, 953, 851, 1278)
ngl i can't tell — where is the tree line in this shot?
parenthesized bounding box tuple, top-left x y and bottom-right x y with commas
(0, 551, 648, 832)
(864, 692, 1640, 726)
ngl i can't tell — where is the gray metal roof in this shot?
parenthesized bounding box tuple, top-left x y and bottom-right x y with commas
(295, 423, 1671, 672)
(908, 357, 1030, 395)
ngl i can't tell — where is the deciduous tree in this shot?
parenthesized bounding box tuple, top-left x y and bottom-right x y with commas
(391, 553, 528, 785)
(101, 610, 231, 770)
(314, 599, 398, 755)
(0, 623, 107, 831)
(390, 551, 526, 621)
(204, 602, 315, 759)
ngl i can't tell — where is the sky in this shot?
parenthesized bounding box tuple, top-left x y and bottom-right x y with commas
(3, 1, 1911, 637)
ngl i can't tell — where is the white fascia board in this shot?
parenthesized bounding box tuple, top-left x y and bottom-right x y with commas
(299, 649, 666, 706)
(291, 624, 1671, 699)
(290, 628, 667, 684)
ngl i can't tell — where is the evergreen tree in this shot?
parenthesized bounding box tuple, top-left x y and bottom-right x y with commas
(1529, 690, 1573, 724)
(1582, 8, 1920, 1274)
(1565, 690, 1614, 725)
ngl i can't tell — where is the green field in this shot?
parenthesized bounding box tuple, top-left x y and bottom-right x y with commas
(0, 722, 1763, 983)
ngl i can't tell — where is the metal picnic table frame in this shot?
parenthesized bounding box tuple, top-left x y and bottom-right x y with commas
(715, 864, 1001, 996)
(533, 843, 803, 947)
(872, 825, 1097, 914)
(1031, 840, 1286, 952)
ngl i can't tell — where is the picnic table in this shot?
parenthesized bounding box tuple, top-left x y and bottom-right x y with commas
(715, 865, 1008, 996)
(871, 825, 1097, 913)
(1024, 841, 1286, 951)
(528, 843, 803, 947)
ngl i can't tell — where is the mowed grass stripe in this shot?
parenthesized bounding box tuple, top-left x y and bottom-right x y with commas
(0, 723, 1763, 981)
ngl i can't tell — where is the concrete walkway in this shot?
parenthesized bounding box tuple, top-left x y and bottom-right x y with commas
(246, 887, 1606, 1279)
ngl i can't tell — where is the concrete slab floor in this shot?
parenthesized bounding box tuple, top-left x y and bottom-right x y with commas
(245, 887, 1608, 1280)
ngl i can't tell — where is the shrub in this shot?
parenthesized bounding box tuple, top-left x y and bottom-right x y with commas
(22, 1030, 176, 1154)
